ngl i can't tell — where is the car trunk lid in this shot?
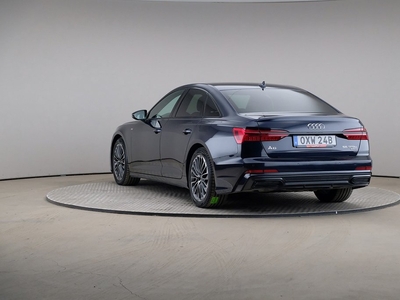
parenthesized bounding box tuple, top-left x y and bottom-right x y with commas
(252, 114, 366, 159)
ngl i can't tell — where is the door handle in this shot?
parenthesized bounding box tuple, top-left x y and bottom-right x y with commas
(183, 129, 192, 135)
(154, 128, 161, 134)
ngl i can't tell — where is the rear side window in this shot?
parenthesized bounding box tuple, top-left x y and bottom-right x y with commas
(204, 98, 221, 117)
(175, 89, 221, 118)
(176, 89, 208, 118)
(221, 88, 339, 114)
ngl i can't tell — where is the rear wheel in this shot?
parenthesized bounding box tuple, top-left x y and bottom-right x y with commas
(112, 138, 140, 186)
(188, 148, 226, 208)
(314, 188, 353, 203)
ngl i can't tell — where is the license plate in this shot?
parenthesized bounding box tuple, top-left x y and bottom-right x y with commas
(293, 135, 336, 148)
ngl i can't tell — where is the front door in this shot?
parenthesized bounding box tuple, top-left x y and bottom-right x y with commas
(129, 89, 185, 176)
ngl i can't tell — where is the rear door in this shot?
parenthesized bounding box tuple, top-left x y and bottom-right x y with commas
(160, 89, 209, 179)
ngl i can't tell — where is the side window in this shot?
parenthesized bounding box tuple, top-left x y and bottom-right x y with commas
(204, 98, 221, 117)
(176, 89, 208, 118)
(148, 89, 184, 119)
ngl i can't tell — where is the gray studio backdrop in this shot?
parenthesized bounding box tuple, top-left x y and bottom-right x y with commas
(1, 0, 399, 179)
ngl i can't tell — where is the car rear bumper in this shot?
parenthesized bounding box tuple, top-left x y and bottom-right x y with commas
(232, 171, 371, 193)
(213, 156, 372, 194)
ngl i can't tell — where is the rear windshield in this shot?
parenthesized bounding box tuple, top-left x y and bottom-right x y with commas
(220, 88, 339, 114)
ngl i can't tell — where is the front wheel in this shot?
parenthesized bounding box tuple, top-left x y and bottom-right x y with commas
(112, 138, 140, 186)
(188, 148, 226, 208)
(314, 188, 353, 203)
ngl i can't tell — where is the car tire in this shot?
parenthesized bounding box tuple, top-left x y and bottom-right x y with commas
(112, 138, 140, 186)
(188, 148, 226, 208)
(314, 188, 353, 203)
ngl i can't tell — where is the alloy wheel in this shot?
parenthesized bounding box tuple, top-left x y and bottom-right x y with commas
(190, 154, 209, 202)
(113, 143, 125, 182)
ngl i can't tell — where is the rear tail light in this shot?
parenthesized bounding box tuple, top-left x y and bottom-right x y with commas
(343, 127, 369, 140)
(233, 128, 288, 144)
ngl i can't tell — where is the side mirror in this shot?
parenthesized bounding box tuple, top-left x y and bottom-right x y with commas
(132, 110, 147, 120)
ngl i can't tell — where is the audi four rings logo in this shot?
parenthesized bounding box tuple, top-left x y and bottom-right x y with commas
(307, 123, 325, 130)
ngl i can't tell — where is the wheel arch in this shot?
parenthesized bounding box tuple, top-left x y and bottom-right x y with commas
(110, 133, 124, 172)
(185, 143, 216, 185)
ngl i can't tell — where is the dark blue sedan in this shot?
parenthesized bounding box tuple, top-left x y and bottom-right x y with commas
(111, 82, 372, 208)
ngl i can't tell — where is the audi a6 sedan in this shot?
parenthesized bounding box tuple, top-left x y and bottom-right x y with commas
(111, 82, 372, 208)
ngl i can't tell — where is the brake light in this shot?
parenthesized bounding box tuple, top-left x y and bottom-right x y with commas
(343, 127, 369, 140)
(233, 128, 288, 144)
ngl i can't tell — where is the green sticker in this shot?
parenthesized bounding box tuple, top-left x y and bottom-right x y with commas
(210, 196, 219, 204)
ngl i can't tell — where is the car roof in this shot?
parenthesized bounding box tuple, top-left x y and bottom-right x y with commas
(201, 82, 305, 92)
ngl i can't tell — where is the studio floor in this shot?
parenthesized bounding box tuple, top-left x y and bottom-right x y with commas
(1, 174, 400, 300)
